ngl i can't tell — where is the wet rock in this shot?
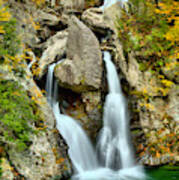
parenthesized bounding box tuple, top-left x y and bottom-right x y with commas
(82, 91, 102, 121)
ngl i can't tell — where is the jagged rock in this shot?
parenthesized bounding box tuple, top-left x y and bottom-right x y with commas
(81, 91, 102, 138)
(82, 2, 122, 34)
(38, 30, 68, 78)
(82, 91, 102, 122)
(59, 0, 85, 11)
(167, 86, 179, 129)
(8, 133, 60, 180)
(9, 1, 40, 47)
(33, 9, 60, 26)
(55, 16, 102, 92)
(82, 8, 109, 34)
(9, 1, 60, 47)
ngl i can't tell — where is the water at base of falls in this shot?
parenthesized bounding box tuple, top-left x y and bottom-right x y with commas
(45, 51, 146, 180)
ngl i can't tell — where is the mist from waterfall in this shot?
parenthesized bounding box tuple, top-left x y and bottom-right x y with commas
(45, 51, 146, 180)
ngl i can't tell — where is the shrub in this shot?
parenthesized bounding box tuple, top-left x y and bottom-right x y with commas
(0, 80, 37, 151)
(117, 0, 178, 71)
(0, 0, 20, 57)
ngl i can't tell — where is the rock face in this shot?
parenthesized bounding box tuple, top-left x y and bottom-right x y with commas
(54, 16, 103, 139)
(59, 0, 85, 11)
(82, 3, 179, 166)
(3, 0, 178, 175)
(38, 30, 68, 78)
(82, 8, 109, 34)
(0, 66, 72, 180)
(55, 16, 102, 92)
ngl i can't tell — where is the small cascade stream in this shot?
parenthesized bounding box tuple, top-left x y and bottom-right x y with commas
(45, 51, 146, 180)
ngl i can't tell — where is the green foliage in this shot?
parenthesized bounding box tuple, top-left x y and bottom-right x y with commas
(0, 18, 20, 57)
(0, 158, 2, 178)
(0, 0, 20, 57)
(117, 0, 179, 71)
(0, 80, 37, 151)
(0, 1, 26, 78)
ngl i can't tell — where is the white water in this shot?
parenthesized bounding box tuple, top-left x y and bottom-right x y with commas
(97, 51, 134, 169)
(100, 0, 128, 10)
(46, 63, 98, 173)
(45, 51, 146, 180)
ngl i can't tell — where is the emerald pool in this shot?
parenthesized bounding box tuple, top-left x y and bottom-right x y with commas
(146, 166, 179, 180)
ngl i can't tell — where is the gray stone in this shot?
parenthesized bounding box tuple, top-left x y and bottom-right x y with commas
(82, 8, 109, 34)
(55, 16, 102, 92)
(59, 0, 85, 11)
(38, 30, 68, 78)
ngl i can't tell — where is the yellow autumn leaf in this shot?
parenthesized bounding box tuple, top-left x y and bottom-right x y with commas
(0, 25, 4, 33)
(161, 79, 174, 87)
(56, 157, 65, 164)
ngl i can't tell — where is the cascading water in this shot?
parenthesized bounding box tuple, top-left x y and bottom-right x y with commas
(97, 51, 134, 170)
(100, 0, 128, 10)
(45, 63, 98, 174)
(45, 51, 146, 180)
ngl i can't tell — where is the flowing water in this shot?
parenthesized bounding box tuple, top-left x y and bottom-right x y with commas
(100, 0, 128, 10)
(46, 63, 98, 173)
(97, 51, 134, 170)
(45, 51, 146, 180)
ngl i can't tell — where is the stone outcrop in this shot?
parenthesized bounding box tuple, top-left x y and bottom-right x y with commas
(55, 16, 102, 92)
(38, 30, 68, 78)
(59, 0, 85, 11)
(82, 8, 109, 34)
(53, 16, 103, 139)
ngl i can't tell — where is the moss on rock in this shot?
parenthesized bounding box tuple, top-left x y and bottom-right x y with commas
(0, 80, 37, 151)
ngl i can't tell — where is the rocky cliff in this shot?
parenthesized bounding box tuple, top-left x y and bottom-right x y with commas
(0, 0, 178, 179)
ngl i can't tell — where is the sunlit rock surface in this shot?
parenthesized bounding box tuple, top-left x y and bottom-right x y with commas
(55, 16, 102, 92)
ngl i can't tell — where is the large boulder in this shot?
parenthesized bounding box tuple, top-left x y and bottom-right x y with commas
(59, 0, 85, 11)
(55, 16, 102, 93)
(38, 30, 68, 78)
(82, 2, 122, 34)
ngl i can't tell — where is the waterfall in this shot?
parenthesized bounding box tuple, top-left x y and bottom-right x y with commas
(100, 0, 128, 10)
(45, 64, 98, 174)
(97, 51, 134, 169)
(45, 52, 146, 180)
